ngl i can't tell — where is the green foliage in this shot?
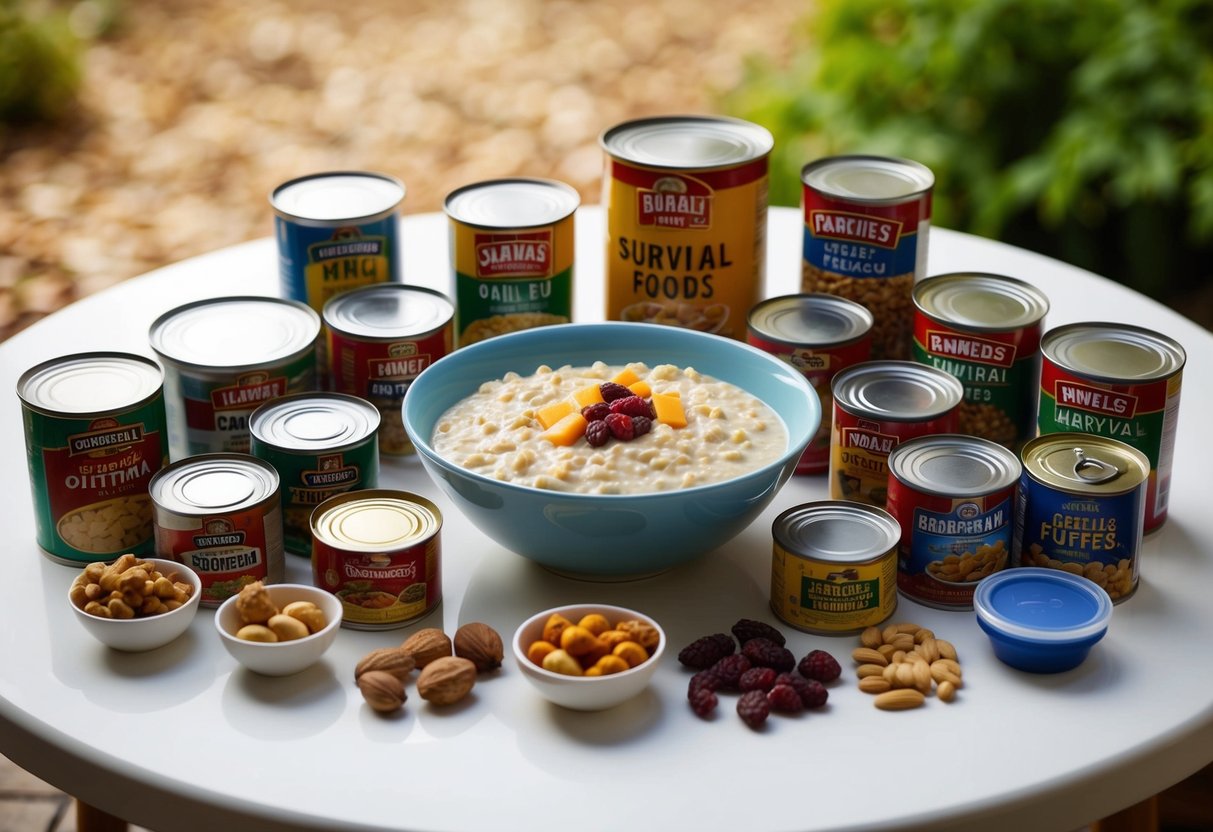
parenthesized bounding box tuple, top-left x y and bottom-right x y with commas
(725, 0, 1213, 297)
(0, 0, 84, 123)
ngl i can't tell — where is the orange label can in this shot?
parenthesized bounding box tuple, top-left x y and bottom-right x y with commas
(601, 116, 773, 340)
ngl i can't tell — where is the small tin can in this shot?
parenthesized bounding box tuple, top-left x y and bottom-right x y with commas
(149, 453, 285, 607)
(271, 171, 406, 313)
(747, 293, 874, 474)
(829, 360, 963, 507)
(311, 490, 442, 630)
(801, 155, 934, 360)
(1013, 433, 1150, 603)
(323, 284, 454, 454)
(1038, 322, 1185, 533)
(602, 115, 773, 340)
(444, 177, 579, 346)
(18, 352, 170, 564)
(886, 434, 1021, 609)
(912, 272, 1049, 448)
(770, 501, 900, 635)
(149, 296, 321, 459)
(249, 393, 380, 557)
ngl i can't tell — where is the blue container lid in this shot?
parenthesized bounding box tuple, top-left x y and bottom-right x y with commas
(973, 568, 1112, 643)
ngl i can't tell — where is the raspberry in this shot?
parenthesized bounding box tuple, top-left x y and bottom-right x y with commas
(775, 673, 829, 709)
(738, 666, 777, 693)
(767, 684, 805, 713)
(741, 638, 796, 672)
(732, 618, 787, 647)
(631, 415, 653, 437)
(677, 633, 736, 669)
(689, 686, 718, 718)
(609, 395, 650, 418)
(687, 670, 721, 699)
(584, 420, 610, 447)
(599, 382, 633, 402)
(736, 690, 770, 728)
(581, 402, 610, 422)
(798, 649, 842, 683)
(708, 653, 751, 691)
(604, 412, 635, 441)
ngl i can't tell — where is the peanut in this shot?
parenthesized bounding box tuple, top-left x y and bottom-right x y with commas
(72, 556, 195, 620)
(853, 619, 966, 709)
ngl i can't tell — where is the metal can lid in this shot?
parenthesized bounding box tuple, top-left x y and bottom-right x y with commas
(270, 171, 405, 225)
(913, 273, 1049, 332)
(747, 293, 874, 349)
(149, 453, 279, 515)
(801, 155, 934, 204)
(312, 489, 442, 552)
(323, 284, 454, 342)
(600, 115, 774, 169)
(149, 296, 320, 371)
(774, 501, 900, 564)
(443, 177, 580, 229)
(1041, 322, 1186, 383)
(17, 352, 163, 416)
(1021, 433, 1150, 496)
(832, 360, 963, 422)
(250, 393, 380, 453)
(889, 434, 1021, 498)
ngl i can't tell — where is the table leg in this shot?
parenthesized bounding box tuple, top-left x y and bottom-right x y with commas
(76, 800, 129, 832)
(1091, 795, 1159, 832)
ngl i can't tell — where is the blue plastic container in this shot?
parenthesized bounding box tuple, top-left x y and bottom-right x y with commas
(973, 567, 1113, 673)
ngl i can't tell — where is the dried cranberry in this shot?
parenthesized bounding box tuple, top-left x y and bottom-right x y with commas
(767, 684, 805, 713)
(708, 653, 751, 691)
(599, 382, 633, 402)
(732, 618, 787, 647)
(581, 402, 610, 422)
(689, 686, 718, 718)
(798, 649, 842, 683)
(775, 673, 828, 709)
(609, 395, 650, 418)
(677, 633, 736, 669)
(687, 670, 721, 699)
(736, 690, 770, 728)
(604, 412, 635, 441)
(584, 420, 610, 447)
(741, 638, 796, 673)
(631, 415, 653, 437)
(738, 666, 778, 693)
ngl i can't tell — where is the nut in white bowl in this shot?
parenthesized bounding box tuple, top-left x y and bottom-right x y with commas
(512, 603, 665, 711)
(69, 557, 202, 653)
(215, 584, 343, 676)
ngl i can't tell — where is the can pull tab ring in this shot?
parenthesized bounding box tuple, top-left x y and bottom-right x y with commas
(1072, 448, 1120, 484)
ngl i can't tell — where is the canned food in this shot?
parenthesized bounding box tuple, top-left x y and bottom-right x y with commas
(912, 272, 1049, 448)
(324, 284, 454, 454)
(602, 115, 772, 340)
(829, 361, 963, 506)
(801, 155, 934, 360)
(271, 171, 405, 312)
(250, 393, 380, 557)
(149, 453, 285, 607)
(1013, 433, 1150, 603)
(1039, 322, 1184, 533)
(444, 177, 579, 346)
(149, 296, 321, 459)
(311, 490, 442, 630)
(770, 501, 900, 635)
(747, 294, 873, 474)
(18, 352, 170, 564)
(886, 434, 1021, 609)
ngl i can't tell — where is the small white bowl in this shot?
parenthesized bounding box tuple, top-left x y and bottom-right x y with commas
(512, 603, 665, 711)
(214, 584, 343, 676)
(69, 558, 202, 653)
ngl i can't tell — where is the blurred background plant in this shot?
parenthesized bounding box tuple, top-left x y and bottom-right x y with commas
(726, 0, 1213, 304)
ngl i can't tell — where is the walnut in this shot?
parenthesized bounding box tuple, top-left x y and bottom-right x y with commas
(453, 622, 504, 672)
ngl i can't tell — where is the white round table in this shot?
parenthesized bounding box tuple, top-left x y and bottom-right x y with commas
(1, 207, 1209, 832)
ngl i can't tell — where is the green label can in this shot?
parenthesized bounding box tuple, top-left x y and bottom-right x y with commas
(18, 352, 170, 564)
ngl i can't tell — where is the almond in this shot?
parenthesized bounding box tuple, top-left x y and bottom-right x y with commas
(858, 676, 892, 694)
(874, 689, 926, 711)
(855, 663, 886, 679)
(851, 646, 887, 666)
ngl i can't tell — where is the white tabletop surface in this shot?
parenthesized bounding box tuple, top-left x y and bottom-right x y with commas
(1, 206, 1210, 832)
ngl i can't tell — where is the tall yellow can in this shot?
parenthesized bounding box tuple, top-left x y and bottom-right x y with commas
(601, 116, 773, 340)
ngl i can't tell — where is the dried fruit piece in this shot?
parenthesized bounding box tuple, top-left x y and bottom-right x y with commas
(581, 402, 610, 422)
(687, 670, 721, 699)
(584, 420, 610, 447)
(738, 666, 777, 693)
(766, 684, 804, 713)
(416, 656, 477, 705)
(631, 415, 653, 437)
(798, 649, 842, 682)
(401, 627, 453, 667)
(615, 619, 660, 650)
(604, 412, 634, 440)
(677, 633, 735, 669)
(453, 622, 504, 672)
(731, 618, 786, 647)
(736, 689, 770, 728)
(708, 653, 752, 691)
(608, 395, 650, 418)
(741, 637, 795, 672)
(599, 381, 633, 402)
(775, 673, 828, 709)
(689, 686, 718, 718)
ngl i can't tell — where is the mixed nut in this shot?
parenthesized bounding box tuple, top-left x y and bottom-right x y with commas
(851, 621, 963, 710)
(70, 554, 194, 619)
(355, 623, 502, 714)
(231, 582, 329, 642)
(523, 612, 659, 677)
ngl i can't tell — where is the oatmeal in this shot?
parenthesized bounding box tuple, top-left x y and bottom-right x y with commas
(430, 362, 788, 494)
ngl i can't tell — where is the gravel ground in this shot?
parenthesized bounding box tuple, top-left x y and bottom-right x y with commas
(0, 0, 804, 341)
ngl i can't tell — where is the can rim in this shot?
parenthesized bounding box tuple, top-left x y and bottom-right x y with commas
(832, 360, 964, 422)
(773, 500, 900, 564)
(913, 272, 1050, 333)
(17, 351, 164, 417)
(1020, 433, 1150, 495)
(747, 293, 874, 350)
(148, 296, 321, 372)
(600, 115, 774, 170)
(801, 155, 934, 204)
(149, 452, 280, 515)
(443, 177, 580, 229)
(889, 434, 1022, 497)
(1041, 322, 1186, 383)
(249, 392, 381, 453)
(269, 171, 406, 226)
(311, 489, 442, 552)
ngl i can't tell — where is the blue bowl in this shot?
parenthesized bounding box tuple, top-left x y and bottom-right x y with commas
(973, 568, 1113, 673)
(402, 322, 818, 577)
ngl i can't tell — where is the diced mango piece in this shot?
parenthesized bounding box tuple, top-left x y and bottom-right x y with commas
(651, 392, 687, 428)
(572, 384, 605, 407)
(627, 380, 652, 398)
(536, 400, 575, 430)
(611, 368, 641, 387)
(541, 412, 589, 446)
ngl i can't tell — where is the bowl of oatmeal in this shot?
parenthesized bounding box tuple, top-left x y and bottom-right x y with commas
(403, 322, 818, 577)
